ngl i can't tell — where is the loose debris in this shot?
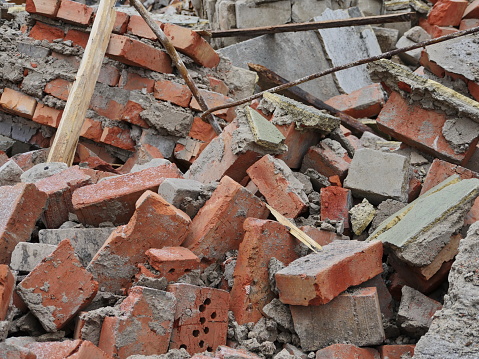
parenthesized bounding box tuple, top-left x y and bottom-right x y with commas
(0, 0, 479, 358)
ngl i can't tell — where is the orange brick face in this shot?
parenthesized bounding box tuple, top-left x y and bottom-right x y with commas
(56, 0, 93, 25)
(0, 88, 37, 119)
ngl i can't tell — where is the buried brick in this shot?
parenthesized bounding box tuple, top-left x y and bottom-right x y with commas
(25, 339, 112, 359)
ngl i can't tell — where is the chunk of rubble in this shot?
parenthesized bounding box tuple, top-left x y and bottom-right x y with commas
(245, 106, 286, 150)
(349, 198, 376, 235)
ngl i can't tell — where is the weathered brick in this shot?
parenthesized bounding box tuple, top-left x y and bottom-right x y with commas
(188, 117, 217, 143)
(163, 23, 220, 68)
(17, 240, 98, 332)
(120, 100, 150, 128)
(276, 240, 383, 305)
(100, 127, 135, 151)
(145, 247, 200, 282)
(459, 18, 479, 29)
(299, 225, 343, 246)
(119, 71, 154, 92)
(468, 80, 479, 102)
(113, 10, 129, 34)
(87, 190, 191, 292)
(0, 265, 14, 321)
(154, 80, 192, 107)
(0, 183, 47, 264)
(301, 139, 351, 179)
(106, 34, 173, 73)
(463, 0, 479, 18)
(316, 344, 380, 359)
(32, 103, 63, 127)
(44, 78, 72, 101)
(25, 339, 112, 359)
(56, 0, 93, 25)
(28, 21, 65, 42)
(126, 15, 162, 40)
(72, 163, 182, 226)
(247, 155, 308, 218)
(26, 0, 61, 17)
(0, 344, 36, 358)
(64, 29, 89, 48)
(167, 284, 229, 354)
(207, 76, 229, 96)
(428, 0, 468, 26)
(99, 286, 176, 358)
(190, 89, 234, 118)
(230, 219, 300, 324)
(377, 345, 415, 359)
(182, 176, 269, 264)
(80, 118, 103, 142)
(421, 158, 479, 194)
(0, 88, 37, 119)
(320, 186, 352, 231)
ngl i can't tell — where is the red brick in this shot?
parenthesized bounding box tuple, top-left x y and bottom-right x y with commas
(275, 240, 383, 305)
(301, 141, 351, 179)
(154, 80, 192, 107)
(99, 286, 176, 357)
(29, 21, 65, 42)
(0, 265, 14, 321)
(113, 11, 129, 34)
(188, 117, 217, 143)
(320, 186, 353, 231)
(26, 0, 60, 17)
(26, 340, 112, 359)
(64, 29, 89, 48)
(0, 183, 47, 264)
(97, 65, 121, 86)
(325, 83, 387, 118)
(190, 89, 234, 118)
(208, 76, 229, 96)
(120, 100, 150, 128)
(377, 91, 478, 165)
(316, 344, 380, 359)
(127, 15, 162, 40)
(11, 149, 49, 171)
(80, 118, 103, 142)
(463, 0, 479, 18)
(377, 345, 415, 359)
(106, 34, 173, 73)
(299, 225, 343, 246)
(44, 78, 72, 101)
(163, 23, 220, 68)
(56, 0, 93, 25)
(247, 155, 308, 218)
(100, 126, 135, 151)
(0, 88, 37, 119)
(230, 219, 300, 324)
(117, 144, 164, 174)
(35, 166, 93, 229)
(428, 0, 468, 26)
(0, 345, 36, 359)
(183, 176, 269, 264)
(216, 346, 261, 359)
(17, 240, 98, 331)
(167, 284, 229, 354)
(468, 80, 479, 102)
(145, 247, 200, 282)
(88, 191, 191, 292)
(119, 72, 154, 92)
(32, 103, 63, 127)
(72, 163, 182, 226)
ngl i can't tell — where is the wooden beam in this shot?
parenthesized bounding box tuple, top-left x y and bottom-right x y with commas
(47, 0, 116, 165)
(196, 12, 413, 38)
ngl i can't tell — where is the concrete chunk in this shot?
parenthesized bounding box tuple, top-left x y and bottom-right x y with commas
(10, 242, 57, 272)
(245, 106, 285, 149)
(0, 160, 23, 186)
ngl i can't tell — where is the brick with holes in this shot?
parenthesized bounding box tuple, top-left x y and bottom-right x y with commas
(167, 283, 229, 354)
(145, 247, 200, 282)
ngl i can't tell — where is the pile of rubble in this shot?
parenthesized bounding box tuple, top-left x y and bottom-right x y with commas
(1, 0, 479, 358)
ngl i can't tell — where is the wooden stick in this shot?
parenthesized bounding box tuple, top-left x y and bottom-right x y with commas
(200, 25, 479, 121)
(248, 63, 372, 136)
(197, 12, 413, 38)
(47, 0, 116, 165)
(131, 0, 223, 134)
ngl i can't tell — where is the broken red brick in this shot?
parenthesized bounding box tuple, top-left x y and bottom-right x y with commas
(0, 344, 36, 359)
(468, 81, 479, 102)
(315, 344, 380, 359)
(113, 10, 129, 34)
(190, 89, 234, 118)
(301, 141, 351, 179)
(100, 126, 135, 151)
(26, 0, 61, 17)
(72, 163, 182, 226)
(300, 225, 343, 246)
(421, 158, 479, 194)
(64, 29, 89, 48)
(0, 265, 14, 321)
(0, 88, 37, 119)
(168, 283, 229, 354)
(275, 240, 383, 305)
(216, 346, 261, 359)
(183, 176, 269, 264)
(56, 0, 93, 25)
(99, 286, 176, 357)
(320, 186, 353, 231)
(127, 15, 162, 40)
(17, 240, 98, 332)
(44, 78, 72, 101)
(325, 83, 387, 118)
(230, 219, 300, 324)
(154, 80, 192, 107)
(163, 23, 220, 68)
(208, 76, 229, 96)
(35, 166, 93, 228)
(32, 103, 63, 127)
(120, 100, 150, 128)
(0, 183, 47, 264)
(145, 247, 200, 282)
(28, 21, 65, 42)
(80, 118, 103, 142)
(87, 190, 191, 291)
(377, 345, 415, 359)
(428, 0, 468, 26)
(97, 65, 121, 86)
(188, 117, 217, 143)
(463, 0, 479, 18)
(119, 72, 154, 92)
(106, 34, 173, 74)
(25, 340, 112, 359)
(247, 155, 308, 218)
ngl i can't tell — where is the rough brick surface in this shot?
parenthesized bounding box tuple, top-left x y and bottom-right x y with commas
(29, 21, 65, 42)
(26, 0, 61, 17)
(32, 104, 63, 127)
(99, 286, 176, 358)
(0, 265, 14, 321)
(56, 0, 93, 25)
(301, 139, 351, 179)
(25, 339, 112, 359)
(315, 344, 380, 359)
(377, 345, 415, 359)
(127, 15, 162, 40)
(145, 247, 200, 282)
(154, 80, 192, 107)
(183, 176, 269, 264)
(168, 284, 229, 354)
(276, 240, 383, 305)
(230, 219, 300, 324)
(320, 186, 352, 231)
(44, 78, 71, 101)
(119, 71, 154, 92)
(0, 183, 47, 264)
(428, 0, 468, 26)
(17, 240, 98, 332)
(87, 191, 191, 292)
(0, 88, 37, 119)
(72, 163, 182, 226)
(463, 0, 479, 18)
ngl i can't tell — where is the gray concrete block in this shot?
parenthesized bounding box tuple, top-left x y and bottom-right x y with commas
(291, 0, 331, 22)
(158, 178, 203, 208)
(344, 148, 410, 205)
(219, 31, 340, 101)
(0, 160, 23, 186)
(0, 135, 15, 152)
(235, 0, 291, 29)
(372, 26, 399, 52)
(131, 158, 171, 173)
(38, 227, 115, 267)
(356, 0, 382, 16)
(396, 36, 422, 66)
(10, 243, 57, 272)
(16, 42, 51, 59)
(404, 26, 430, 43)
(314, 7, 381, 94)
(20, 162, 68, 184)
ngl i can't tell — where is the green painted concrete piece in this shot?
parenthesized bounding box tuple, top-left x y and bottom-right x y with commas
(245, 106, 285, 149)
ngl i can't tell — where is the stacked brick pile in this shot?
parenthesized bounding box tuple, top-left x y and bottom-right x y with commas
(1, 1, 479, 359)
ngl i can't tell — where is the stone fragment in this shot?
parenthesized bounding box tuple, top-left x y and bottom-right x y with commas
(20, 162, 67, 183)
(262, 298, 294, 332)
(349, 198, 376, 235)
(275, 240, 383, 305)
(10, 243, 57, 272)
(245, 106, 285, 150)
(16, 240, 98, 332)
(0, 160, 23, 186)
(157, 178, 204, 218)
